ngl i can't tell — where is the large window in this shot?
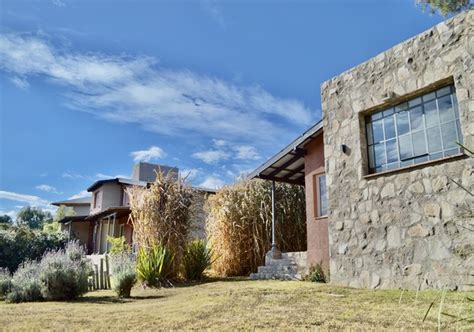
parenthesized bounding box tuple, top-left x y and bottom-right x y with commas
(366, 85, 463, 174)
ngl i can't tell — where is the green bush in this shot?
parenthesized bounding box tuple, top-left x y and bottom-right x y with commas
(305, 264, 328, 283)
(107, 236, 131, 255)
(0, 226, 68, 272)
(182, 240, 212, 281)
(110, 253, 136, 298)
(38, 241, 92, 301)
(136, 244, 174, 288)
(6, 261, 43, 303)
(0, 268, 12, 298)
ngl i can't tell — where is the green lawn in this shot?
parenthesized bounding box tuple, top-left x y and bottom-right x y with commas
(1, 279, 473, 330)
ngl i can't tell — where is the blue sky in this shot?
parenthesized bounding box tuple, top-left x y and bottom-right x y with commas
(0, 0, 447, 217)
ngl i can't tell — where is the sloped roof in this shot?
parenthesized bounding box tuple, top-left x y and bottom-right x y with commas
(51, 196, 92, 206)
(248, 120, 323, 185)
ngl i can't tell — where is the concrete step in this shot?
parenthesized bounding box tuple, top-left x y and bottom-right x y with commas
(258, 265, 299, 274)
(249, 272, 302, 281)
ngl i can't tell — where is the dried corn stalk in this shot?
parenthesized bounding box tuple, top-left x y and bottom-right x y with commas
(206, 179, 306, 276)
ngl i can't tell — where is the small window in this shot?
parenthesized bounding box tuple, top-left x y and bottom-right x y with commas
(314, 174, 328, 218)
(366, 85, 463, 174)
(93, 191, 101, 209)
(119, 224, 125, 237)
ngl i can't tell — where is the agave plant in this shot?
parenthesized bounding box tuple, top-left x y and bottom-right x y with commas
(136, 243, 174, 288)
(182, 240, 213, 281)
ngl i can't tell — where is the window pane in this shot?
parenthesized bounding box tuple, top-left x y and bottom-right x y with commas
(456, 119, 463, 144)
(412, 131, 427, 157)
(395, 102, 408, 112)
(399, 134, 413, 160)
(368, 145, 375, 169)
(372, 119, 384, 143)
(318, 175, 328, 217)
(430, 152, 443, 160)
(438, 95, 455, 123)
(410, 106, 424, 131)
(441, 121, 458, 149)
(374, 143, 386, 167)
(372, 112, 382, 121)
(386, 139, 398, 164)
(422, 92, 435, 102)
(424, 100, 438, 128)
(427, 127, 442, 153)
(383, 108, 394, 117)
(436, 86, 451, 97)
(409, 97, 422, 107)
(384, 116, 396, 139)
(396, 111, 409, 135)
(366, 122, 373, 145)
(444, 148, 460, 157)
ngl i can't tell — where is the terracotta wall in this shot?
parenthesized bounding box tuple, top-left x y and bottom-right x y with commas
(303, 133, 330, 272)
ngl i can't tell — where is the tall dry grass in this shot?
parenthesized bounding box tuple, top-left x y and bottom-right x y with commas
(206, 179, 306, 276)
(127, 171, 194, 276)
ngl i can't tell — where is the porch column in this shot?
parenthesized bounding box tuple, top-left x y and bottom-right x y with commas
(268, 180, 282, 259)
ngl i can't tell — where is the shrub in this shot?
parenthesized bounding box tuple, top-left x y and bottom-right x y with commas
(110, 253, 136, 298)
(6, 261, 43, 303)
(107, 236, 131, 255)
(136, 244, 174, 288)
(206, 179, 306, 276)
(305, 264, 328, 283)
(0, 226, 68, 272)
(128, 171, 194, 276)
(38, 241, 92, 301)
(0, 268, 12, 298)
(182, 240, 212, 281)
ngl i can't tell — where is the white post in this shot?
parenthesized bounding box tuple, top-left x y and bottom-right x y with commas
(269, 180, 281, 259)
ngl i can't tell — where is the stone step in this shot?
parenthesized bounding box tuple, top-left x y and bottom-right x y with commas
(249, 272, 302, 281)
(258, 265, 299, 274)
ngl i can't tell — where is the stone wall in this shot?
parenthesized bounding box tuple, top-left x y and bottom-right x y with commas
(321, 10, 473, 290)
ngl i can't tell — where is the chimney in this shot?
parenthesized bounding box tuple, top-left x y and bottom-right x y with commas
(132, 162, 179, 183)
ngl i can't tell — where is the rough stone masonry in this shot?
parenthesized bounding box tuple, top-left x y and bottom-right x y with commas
(321, 10, 473, 290)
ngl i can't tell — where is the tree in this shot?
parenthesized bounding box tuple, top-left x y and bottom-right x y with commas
(43, 205, 76, 233)
(416, 0, 472, 16)
(0, 215, 12, 224)
(16, 206, 53, 229)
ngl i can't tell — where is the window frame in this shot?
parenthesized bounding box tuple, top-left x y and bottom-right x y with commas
(365, 84, 463, 175)
(313, 172, 328, 218)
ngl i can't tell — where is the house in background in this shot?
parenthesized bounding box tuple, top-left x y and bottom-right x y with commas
(250, 10, 473, 290)
(52, 162, 215, 254)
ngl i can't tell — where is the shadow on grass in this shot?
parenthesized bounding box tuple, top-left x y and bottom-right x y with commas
(73, 294, 166, 304)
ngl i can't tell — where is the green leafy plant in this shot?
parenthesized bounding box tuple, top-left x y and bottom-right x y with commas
(107, 236, 131, 255)
(305, 263, 328, 283)
(110, 253, 136, 298)
(136, 244, 174, 288)
(182, 240, 213, 281)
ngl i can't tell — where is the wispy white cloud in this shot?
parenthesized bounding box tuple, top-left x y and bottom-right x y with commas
(0, 190, 49, 206)
(10, 76, 29, 89)
(192, 149, 230, 164)
(130, 146, 166, 163)
(0, 33, 314, 149)
(0, 210, 17, 218)
(180, 168, 200, 180)
(68, 190, 91, 200)
(198, 176, 225, 189)
(234, 145, 260, 160)
(62, 171, 90, 180)
(51, 0, 67, 7)
(95, 173, 129, 180)
(36, 184, 62, 194)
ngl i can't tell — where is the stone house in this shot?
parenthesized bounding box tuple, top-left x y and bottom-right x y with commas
(52, 162, 215, 254)
(249, 10, 473, 289)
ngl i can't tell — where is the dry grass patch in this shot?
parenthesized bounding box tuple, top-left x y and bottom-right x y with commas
(1, 280, 473, 330)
